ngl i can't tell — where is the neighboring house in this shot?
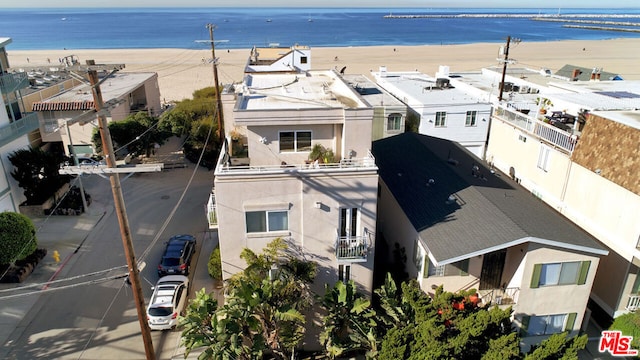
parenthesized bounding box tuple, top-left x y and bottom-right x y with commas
(244, 44, 311, 74)
(29, 70, 161, 157)
(371, 66, 492, 158)
(342, 74, 407, 141)
(0, 37, 40, 211)
(373, 132, 607, 349)
(555, 64, 623, 81)
(211, 69, 378, 296)
(450, 65, 640, 322)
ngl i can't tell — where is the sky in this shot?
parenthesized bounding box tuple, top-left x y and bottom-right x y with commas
(3, 0, 639, 8)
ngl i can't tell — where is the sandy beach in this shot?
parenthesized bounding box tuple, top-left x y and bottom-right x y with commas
(8, 38, 640, 103)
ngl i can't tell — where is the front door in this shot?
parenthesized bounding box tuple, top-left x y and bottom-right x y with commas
(339, 208, 359, 241)
(479, 249, 506, 290)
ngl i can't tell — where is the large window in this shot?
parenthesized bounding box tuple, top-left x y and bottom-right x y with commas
(527, 314, 568, 335)
(465, 111, 477, 127)
(279, 131, 312, 152)
(425, 258, 469, 278)
(435, 112, 447, 127)
(245, 210, 288, 233)
(530, 261, 590, 288)
(387, 113, 403, 131)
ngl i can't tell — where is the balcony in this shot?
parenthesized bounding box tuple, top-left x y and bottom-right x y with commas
(206, 191, 218, 229)
(0, 72, 29, 94)
(626, 294, 640, 311)
(478, 287, 520, 307)
(0, 112, 40, 148)
(493, 106, 577, 153)
(335, 229, 371, 262)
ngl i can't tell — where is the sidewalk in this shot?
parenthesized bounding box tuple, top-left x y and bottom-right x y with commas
(0, 198, 111, 359)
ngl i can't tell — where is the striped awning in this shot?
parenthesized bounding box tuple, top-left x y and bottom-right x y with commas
(32, 100, 95, 111)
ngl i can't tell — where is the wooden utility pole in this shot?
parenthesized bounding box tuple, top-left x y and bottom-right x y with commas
(207, 23, 224, 143)
(498, 35, 511, 102)
(87, 69, 156, 360)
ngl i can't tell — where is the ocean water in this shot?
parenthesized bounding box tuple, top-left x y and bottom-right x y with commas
(1, 7, 640, 50)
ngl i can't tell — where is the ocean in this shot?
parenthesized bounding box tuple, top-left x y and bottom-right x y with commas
(1, 7, 640, 51)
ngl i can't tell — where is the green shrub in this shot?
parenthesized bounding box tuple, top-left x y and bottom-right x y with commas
(0, 212, 37, 264)
(610, 311, 640, 350)
(208, 246, 222, 280)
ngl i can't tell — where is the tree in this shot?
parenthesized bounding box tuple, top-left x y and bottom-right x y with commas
(181, 238, 316, 360)
(0, 212, 37, 265)
(8, 147, 69, 205)
(609, 311, 640, 352)
(92, 112, 169, 157)
(320, 280, 379, 359)
(375, 275, 587, 360)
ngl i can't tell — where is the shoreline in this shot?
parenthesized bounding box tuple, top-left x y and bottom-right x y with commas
(8, 37, 640, 103)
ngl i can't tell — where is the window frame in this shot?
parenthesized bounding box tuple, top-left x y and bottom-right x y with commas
(435, 111, 447, 127)
(338, 264, 351, 282)
(245, 210, 289, 233)
(530, 261, 590, 288)
(387, 113, 403, 131)
(537, 144, 552, 172)
(527, 314, 567, 336)
(465, 110, 477, 127)
(279, 130, 312, 153)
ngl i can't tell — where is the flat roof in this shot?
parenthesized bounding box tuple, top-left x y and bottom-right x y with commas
(33, 72, 155, 110)
(238, 70, 367, 110)
(342, 74, 405, 108)
(0, 37, 11, 48)
(374, 71, 488, 106)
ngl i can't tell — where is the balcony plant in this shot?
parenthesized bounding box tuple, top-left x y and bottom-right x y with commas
(535, 97, 553, 115)
(309, 144, 337, 164)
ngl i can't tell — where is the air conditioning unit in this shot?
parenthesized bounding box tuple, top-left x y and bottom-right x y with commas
(436, 78, 450, 88)
(519, 85, 529, 93)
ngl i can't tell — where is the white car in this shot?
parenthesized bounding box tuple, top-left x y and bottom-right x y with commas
(146, 275, 189, 330)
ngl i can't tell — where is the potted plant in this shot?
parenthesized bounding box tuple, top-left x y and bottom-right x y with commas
(535, 97, 553, 115)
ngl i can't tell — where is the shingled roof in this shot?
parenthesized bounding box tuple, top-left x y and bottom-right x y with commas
(372, 132, 607, 265)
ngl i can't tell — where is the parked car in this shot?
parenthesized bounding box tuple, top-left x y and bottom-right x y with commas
(157, 234, 196, 276)
(146, 275, 189, 330)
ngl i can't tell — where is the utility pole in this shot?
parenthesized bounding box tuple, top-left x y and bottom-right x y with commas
(87, 69, 156, 360)
(498, 36, 520, 101)
(207, 23, 224, 143)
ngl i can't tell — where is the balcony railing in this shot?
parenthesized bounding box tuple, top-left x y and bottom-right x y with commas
(0, 112, 40, 148)
(627, 294, 640, 311)
(478, 287, 520, 306)
(0, 72, 29, 94)
(493, 105, 577, 153)
(206, 191, 218, 229)
(217, 151, 377, 175)
(335, 229, 371, 262)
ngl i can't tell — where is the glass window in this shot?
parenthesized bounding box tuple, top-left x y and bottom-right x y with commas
(435, 112, 446, 127)
(465, 111, 477, 127)
(387, 113, 402, 131)
(279, 131, 311, 152)
(537, 145, 551, 171)
(338, 264, 351, 282)
(528, 314, 566, 335)
(246, 210, 288, 233)
(539, 262, 580, 286)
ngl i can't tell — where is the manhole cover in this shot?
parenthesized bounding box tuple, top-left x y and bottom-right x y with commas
(161, 195, 170, 200)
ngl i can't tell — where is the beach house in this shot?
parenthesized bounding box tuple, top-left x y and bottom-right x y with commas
(0, 37, 40, 211)
(372, 132, 607, 349)
(371, 66, 492, 158)
(244, 44, 311, 74)
(447, 66, 640, 325)
(210, 69, 378, 299)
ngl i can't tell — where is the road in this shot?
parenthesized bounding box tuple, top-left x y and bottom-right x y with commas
(1, 160, 214, 360)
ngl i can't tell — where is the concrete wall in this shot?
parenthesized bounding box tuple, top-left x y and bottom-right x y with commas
(215, 169, 378, 296)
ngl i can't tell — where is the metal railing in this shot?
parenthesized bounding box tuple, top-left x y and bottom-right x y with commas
(627, 294, 640, 311)
(206, 191, 218, 229)
(0, 112, 40, 147)
(335, 229, 371, 262)
(217, 149, 376, 175)
(493, 105, 577, 153)
(479, 287, 520, 306)
(0, 72, 29, 94)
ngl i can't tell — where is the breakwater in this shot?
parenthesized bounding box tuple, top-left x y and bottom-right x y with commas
(384, 14, 640, 19)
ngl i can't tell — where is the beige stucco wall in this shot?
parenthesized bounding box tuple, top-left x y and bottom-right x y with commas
(215, 169, 378, 296)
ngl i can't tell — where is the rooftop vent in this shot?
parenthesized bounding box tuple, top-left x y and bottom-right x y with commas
(436, 78, 450, 88)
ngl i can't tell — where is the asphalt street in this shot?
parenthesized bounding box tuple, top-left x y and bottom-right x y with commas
(0, 138, 221, 360)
